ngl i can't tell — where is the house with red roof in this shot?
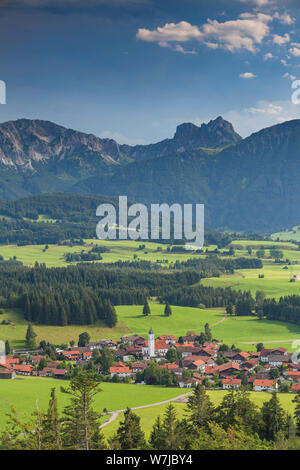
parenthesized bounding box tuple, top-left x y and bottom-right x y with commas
(0, 363, 15, 379)
(292, 381, 300, 393)
(109, 366, 132, 378)
(13, 364, 34, 376)
(253, 379, 278, 392)
(222, 377, 241, 390)
(158, 335, 177, 344)
(218, 362, 240, 377)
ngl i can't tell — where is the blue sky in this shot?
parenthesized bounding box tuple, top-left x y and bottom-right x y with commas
(1, 0, 300, 143)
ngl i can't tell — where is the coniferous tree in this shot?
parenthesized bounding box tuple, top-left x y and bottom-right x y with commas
(164, 302, 172, 317)
(261, 392, 286, 441)
(5, 340, 11, 355)
(160, 404, 182, 450)
(204, 323, 212, 342)
(186, 385, 215, 431)
(293, 393, 300, 436)
(25, 323, 37, 348)
(104, 299, 118, 328)
(114, 408, 145, 450)
(149, 416, 165, 450)
(143, 300, 151, 316)
(43, 388, 62, 450)
(61, 371, 104, 450)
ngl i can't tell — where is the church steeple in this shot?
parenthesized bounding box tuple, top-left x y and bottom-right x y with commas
(148, 327, 155, 357)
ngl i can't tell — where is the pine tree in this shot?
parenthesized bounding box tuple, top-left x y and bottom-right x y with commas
(5, 340, 11, 356)
(61, 371, 103, 450)
(204, 323, 212, 342)
(143, 300, 151, 316)
(261, 392, 286, 440)
(149, 416, 165, 450)
(293, 393, 300, 436)
(43, 388, 62, 450)
(104, 299, 118, 328)
(25, 323, 37, 349)
(161, 404, 182, 450)
(186, 385, 215, 431)
(115, 408, 145, 450)
(164, 302, 172, 317)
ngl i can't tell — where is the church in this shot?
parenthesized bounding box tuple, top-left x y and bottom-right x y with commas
(142, 328, 170, 359)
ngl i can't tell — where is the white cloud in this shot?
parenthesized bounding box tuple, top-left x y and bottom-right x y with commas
(137, 13, 273, 54)
(274, 12, 295, 25)
(240, 72, 256, 78)
(137, 21, 202, 43)
(272, 33, 290, 45)
(264, 52, 273, 60)
(224, 100, 300, 137)
(240, 0, 271, 6)
(283, 72, 296, 80)
(289, 47, 300, 57)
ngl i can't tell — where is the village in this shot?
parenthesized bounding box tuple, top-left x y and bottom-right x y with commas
(1, 326, 300, 394)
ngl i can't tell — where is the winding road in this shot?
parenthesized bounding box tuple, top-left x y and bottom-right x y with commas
(99, 391, 192, 429)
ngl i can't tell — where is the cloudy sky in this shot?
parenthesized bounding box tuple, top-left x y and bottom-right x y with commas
(1, 0, 300, 143)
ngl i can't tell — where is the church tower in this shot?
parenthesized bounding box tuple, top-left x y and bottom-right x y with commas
(148, 328, 155, 357)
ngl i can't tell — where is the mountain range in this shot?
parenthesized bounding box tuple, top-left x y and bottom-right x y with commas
(0, 116, 300, 232)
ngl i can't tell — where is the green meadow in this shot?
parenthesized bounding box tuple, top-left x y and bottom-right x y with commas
(201, 263, 300, 299)
(0, 378, 187, 430)
(0, 304, 224, 349)
(0, 240, 204, 267)
(102, 390, 297, 438)
(0, 377, 296, 435)
(2, 302, 300, 353)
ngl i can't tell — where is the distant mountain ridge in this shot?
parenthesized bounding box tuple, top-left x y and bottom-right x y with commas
(119, 116, 241, 161)
(1, 116, 300, 231)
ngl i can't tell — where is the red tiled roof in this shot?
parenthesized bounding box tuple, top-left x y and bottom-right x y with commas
(218, 362, 240, 372)
(222, 378, 241, 385)
(54, 369, 67, 375)
(109, 366, 131, 374)
(13, 365, 33, 373)
(253, 379, 276, 387)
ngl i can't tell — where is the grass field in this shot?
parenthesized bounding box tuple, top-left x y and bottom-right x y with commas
(0, 240, 205, 267)
(0, 378, 188, 430)
(102, 390, 297, 438)
(116, 304, 224, 338)
(201, 263, 300, 299)
(272, 226, 300, 243)
(0, 304, 224, 349)
(0, 377, 296, 436)
(2, 301, 300, 352)
(0, 309, 131, 349)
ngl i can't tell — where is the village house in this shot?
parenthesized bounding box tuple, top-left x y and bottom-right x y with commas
(253, 379, 278, 392)
(61, 350, 80, 360)
(121, 335, 146, 347)
(131, 363, 148, 373)
(260, 348, 289, 362)
(268, 355, 290, 368)
(158, 335, 177, 344)
(178, 378, 193, 388)
(13, 364, 34, 376)
(0, 364, 16, 379)
(222, 377, 241, 390)
(109, 366, 132, 378)
(217, 362, 240, 378)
